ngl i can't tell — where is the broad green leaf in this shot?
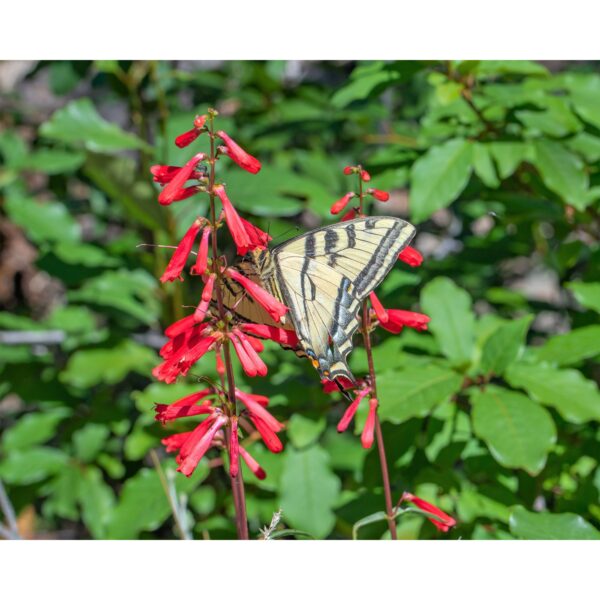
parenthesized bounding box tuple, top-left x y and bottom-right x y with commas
(60, 340, 156, 388)
(487, 142, 533, 179)
(532, 325, 600, 366)
(280, 446, 340, 538)
(378, 366, 463, 424)
(421, 277, 475, 366)
(506, 363, 600, 424)
(509, 506, 600, 540)
(2, 408, 71, 451)
(287, 415, 326, 449)
(470, 386, 556, 475)
(515, 98, 581, 138)
(475, 61, 548, 77)
(40, 98, 150, 153)
(68, 269, 160, 325)
(479, 315, 533, 375)
(73, 423, 111, 462)
(4, 194, 80, 244)
(78, 466, 116, 539)
(457, 486, 512, 524)
(44, 464, 81, 520)
(567, 281, 600, 314)
(472, 143, 500, 188)
(533, 139, 589, 210)
(567, 132, 600, 162)
(567, 73, 600, 129)
(409, 138, 473, 222)
(0, 447, 68, 485)
(17, 149, 86, 174)
(52, 241, 120, 268)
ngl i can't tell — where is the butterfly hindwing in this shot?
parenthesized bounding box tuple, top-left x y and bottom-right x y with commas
(272, 216, 415, 381)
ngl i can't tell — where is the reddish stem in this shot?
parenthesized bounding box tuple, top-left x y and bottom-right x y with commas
(207, 112, 249, 540)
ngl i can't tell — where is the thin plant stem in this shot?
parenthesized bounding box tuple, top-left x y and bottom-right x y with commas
(0, 479, 20, 539)
(357, 170, 398, 540)
(150, 449, 190, 540)
(207, 111, 249, 540)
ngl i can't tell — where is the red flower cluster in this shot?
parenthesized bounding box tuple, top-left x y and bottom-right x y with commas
(156, 385, 282, 478)
(150, 112, 295, 484)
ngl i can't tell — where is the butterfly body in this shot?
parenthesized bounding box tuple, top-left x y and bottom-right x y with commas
(220, 216, 415, 382)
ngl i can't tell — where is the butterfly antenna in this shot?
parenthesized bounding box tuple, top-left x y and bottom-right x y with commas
(335, 379, 354, 403)
(270, 226, 302, 244)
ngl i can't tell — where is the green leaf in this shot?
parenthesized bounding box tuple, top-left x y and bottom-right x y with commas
(487, 142, 533, 179)
(287, 415, 326, 449)
(409, 138, 473, 222)
(532, 325, 600, 366)
(509, 506, 600, 540)
(506, 363, 600, 424)
(18, 149, 86, 174)
(479, 315, 533, 375)
(78, 466, 116, 539)
(470, 386, 556, 475)
(567, 73, 600, 129)
(68, 269, 160, 326)
(73, 423, 110, 462)
(378, 366, 463, 424)
(421, 277, 475, 366)
(52, 241, 120, 268)
(472, 143, 500, 188)
(60, 340, 156, 388)
(567, 281, 600, 314)
(2, 408, 71, 451)
(0, 447, 68, 485)
(533, 139, 589, 210)
(40, 98, 150, 153)
(280, 446, 340, 538)
(4, 194, 80, 244)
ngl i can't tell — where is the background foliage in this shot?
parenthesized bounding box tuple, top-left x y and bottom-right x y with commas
(1, 60, 599, 540)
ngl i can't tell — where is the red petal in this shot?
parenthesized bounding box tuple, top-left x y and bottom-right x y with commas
(160, 220, 203, 283)
(343, 166, 354, 175)
(398, 246, 423, 267)
(239, 445, 266, 480)
(213, 185, 253, 254)
(360, 169, 371, 182)
(368, 188, 390, 202)
(158, 154, 206, 205)
(177, 415, 227, 477)
(369, 291, 389, 324)
(382, 309, 430, 333)
(191, 226, 211, 276)
(250, 415, 283, 453)
(175, 128, 201, 149)
(194, 274, 216, 323)
(361, 397, 378, 449)
(401, 492, 457, 532)
(229, 418, 240, 478)
(240, 323, 299, 347)
(330, 192, 355, 215)
(216, 130, 261, 174)
(154, 389, 214, 423)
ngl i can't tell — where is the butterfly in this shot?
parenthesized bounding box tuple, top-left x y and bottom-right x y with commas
(220, 216, 415, 383)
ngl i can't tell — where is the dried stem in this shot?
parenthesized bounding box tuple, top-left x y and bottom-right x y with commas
(207, 112, 249, 540)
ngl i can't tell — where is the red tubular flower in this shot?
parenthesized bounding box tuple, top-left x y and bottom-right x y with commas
(398, 246, 423, 267)
(229, 417, 240, 478)
(368, 188, 389, 202)
(160, 219, 203, 283)
(343, 166, 354, 175)
(193, 274, 216, 323)
(236, 389, 269, 407)
(361, 397, 378, 449)
(240, 323, 299, 347)
(153, 330, 217, 383)
(331, 191, 356, 215)
(194, 114, 207, 129)
(165, 314, 196, 338)
(230, 330, 268, 377)
(369, 292, 389, 324)
(322, 376, 355, 394)
(216, 130, 261, 174)
(360, 169, 371, 182)
(237, 389, 283, 433)
(341, 208, 359, 222)
(158, 153, 206, 205)
(379, 309, 430, 334)
(240, 216, 272, 250)
(177, 414, 228, 477)
(175, 128, 201, 149)
(337, 387, 371, 433)
(151, 165, 184, 184)
(154, 389, 214, 423)
(162, 431, 192, 453)
(400, 492, 457, 532)
(213, 184, 253, 254)
(191, 226, 211, 276)
(250, 415, 283, 453)
(226, 268, 289, 323)
(239, 445, 266, 480)
(169, 186, 200, 202)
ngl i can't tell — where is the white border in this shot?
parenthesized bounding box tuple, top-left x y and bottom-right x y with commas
(2, 0, 600, 58)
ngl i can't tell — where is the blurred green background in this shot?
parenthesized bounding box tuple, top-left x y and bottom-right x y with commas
(1, 60, 599, 540)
